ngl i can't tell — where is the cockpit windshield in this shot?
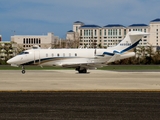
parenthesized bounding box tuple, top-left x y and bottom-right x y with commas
(18, 52, 29, 55)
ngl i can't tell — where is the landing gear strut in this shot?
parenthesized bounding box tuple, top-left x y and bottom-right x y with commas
(75, 66, 87, 73)
(22, 65, 25, 74)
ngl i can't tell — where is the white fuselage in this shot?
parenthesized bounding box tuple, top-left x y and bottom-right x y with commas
(7, 48, 135, 67)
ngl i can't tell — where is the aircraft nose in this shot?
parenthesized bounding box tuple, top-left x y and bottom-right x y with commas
(7, 59, 13, 64)
(7, 58, 16, 64)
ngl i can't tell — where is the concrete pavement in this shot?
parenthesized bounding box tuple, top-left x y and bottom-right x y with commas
(0, 70, 160, 91)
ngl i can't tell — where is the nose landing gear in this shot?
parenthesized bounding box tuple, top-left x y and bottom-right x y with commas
(22, 65, 25, 74)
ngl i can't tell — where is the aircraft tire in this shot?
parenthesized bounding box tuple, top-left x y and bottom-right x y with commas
(22, 70, 25, 74)
(78, 69, 87, 73)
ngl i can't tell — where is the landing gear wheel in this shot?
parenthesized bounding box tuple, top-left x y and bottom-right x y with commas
(22, 65, 25, 74)
(78, 69, 87, 73)
(76, 66, 87, 73)
(22, 70, 25, 74)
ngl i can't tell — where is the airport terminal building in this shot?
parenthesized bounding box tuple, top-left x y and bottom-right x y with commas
(66, 18, 160, 51)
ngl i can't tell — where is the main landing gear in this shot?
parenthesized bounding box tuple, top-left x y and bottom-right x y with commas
(22, 65, 25, 74)
(75, 66, 87, 73)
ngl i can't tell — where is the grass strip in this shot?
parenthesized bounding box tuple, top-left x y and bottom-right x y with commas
(0, 65, 160, 70)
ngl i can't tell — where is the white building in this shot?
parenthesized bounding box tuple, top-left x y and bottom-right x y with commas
(149, 18, 160, 50)
(66, 18, 160, 51)
(102, 24, 126, 47)
(66, 30, 75, 40)
(11, 32, 59, 49)
(127, 24, 149, 46)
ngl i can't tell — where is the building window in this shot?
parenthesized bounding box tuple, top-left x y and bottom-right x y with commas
(100, 30, 102, 36)
(104, 29, 106, 36)
(36, 39, 38, 44)
(115, 29, 117, 35)
(84, 30, 89, 36)
(23, 38, 25, 44)
(119, 29, 121, 35)
(76, 26, 78, 32)
(32, 39, 33, 44)
(124, 29, 126, 35)
(95, 30, 97, 36)
(91, 30, 93, 36)
(108, 29, 111, 36)
(80, 30, 82, 36)
(31, 38, 33, 44)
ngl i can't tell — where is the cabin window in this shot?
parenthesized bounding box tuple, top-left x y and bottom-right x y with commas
(18, 52, 29, 55)
(52, 53, 54, 57)
(75, 53, 77, 56)
(46, 54, 48, 57)
(69, 53, 71, 57)
(57, 54, 59, 57)
(63, 53, 65, 57)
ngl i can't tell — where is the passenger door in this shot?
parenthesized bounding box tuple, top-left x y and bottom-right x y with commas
(34, 50, 40, 64)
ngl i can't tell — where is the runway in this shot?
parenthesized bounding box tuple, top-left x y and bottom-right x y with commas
(0, 70, 160, 119)
(0, 70, 160, 91)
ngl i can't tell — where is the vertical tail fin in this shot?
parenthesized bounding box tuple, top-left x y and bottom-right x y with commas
(113, 31, 149, 53)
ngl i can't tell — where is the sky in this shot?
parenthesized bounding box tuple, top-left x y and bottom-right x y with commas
(0, 0, 160, 41)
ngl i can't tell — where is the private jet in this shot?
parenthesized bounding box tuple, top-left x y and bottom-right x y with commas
(7, 31, 148, 74)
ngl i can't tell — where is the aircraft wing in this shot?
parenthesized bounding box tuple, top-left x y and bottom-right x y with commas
(62, 63, 106, 69)
(106, 53, 121, 63)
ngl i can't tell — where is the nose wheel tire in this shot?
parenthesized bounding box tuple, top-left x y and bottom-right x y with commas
(21, 65, 25, 74)
(22, 70, 25, 74)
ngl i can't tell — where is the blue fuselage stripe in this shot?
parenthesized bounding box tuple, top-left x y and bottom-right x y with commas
(103, 40, 140, 56)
